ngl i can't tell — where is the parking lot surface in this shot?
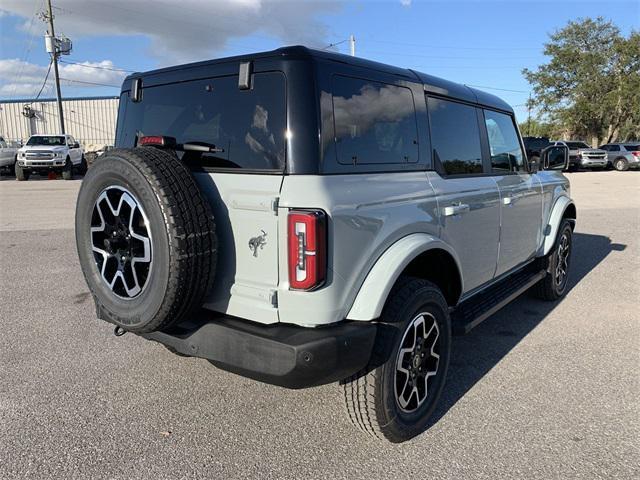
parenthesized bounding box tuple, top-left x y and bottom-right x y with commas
(1, 172, 638, 479)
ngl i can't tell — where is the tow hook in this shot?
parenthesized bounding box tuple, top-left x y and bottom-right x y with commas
(114, 326, 127, 337)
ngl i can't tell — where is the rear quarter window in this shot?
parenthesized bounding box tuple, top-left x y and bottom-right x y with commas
(331, 75, 419, 165)
(117, 72, 286, 172)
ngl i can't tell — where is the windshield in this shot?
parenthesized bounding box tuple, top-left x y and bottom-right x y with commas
(565, 141, 590, 149)
(26, 136, 66, 146)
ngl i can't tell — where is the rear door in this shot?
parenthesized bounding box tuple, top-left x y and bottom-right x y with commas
(117, 72, 286, 324)
(482, 109, 542, 276)
(426, 97, 500, 294)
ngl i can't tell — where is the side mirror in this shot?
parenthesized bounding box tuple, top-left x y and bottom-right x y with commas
(541, 145, 569, 171)
(72, 143, 80, 149)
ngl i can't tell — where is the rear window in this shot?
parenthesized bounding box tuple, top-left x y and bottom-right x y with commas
(331, 76, 418, 165)
(118, 72, 286, 171)
(623, 144, 640, 151)
(427, 97, 483, 175)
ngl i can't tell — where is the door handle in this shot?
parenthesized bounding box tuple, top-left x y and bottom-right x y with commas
(442, 203, 470, 216)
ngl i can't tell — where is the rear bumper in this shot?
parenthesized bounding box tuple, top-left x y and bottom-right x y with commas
(141, 311, 377, 389)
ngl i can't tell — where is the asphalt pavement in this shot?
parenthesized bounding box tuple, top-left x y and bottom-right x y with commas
(0, 171, 638, 479)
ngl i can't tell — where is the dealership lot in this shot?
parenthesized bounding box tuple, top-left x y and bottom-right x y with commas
(0, 172, 638, 479)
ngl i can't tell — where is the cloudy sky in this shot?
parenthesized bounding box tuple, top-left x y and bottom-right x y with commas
(0, 0, 637, 120)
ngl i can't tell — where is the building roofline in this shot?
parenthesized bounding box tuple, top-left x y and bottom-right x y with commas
(0, 95, 119, 104)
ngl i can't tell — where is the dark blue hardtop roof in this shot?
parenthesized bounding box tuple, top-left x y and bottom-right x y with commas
(123, 45, 513, 113)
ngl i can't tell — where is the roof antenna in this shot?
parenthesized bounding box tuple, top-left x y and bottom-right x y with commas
(349, 34, 356, 57)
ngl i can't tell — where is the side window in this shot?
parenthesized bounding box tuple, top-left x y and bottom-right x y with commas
(67, 136, 76, 146)
(483, 109, 524, 172)
(332, 76, 418, 165)
(609, 145, 620, 151)
(121, 72, 286, 171)
(427, 97, 483, 175)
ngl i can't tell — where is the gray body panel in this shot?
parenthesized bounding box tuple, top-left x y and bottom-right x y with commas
(196, 169, 571, 327)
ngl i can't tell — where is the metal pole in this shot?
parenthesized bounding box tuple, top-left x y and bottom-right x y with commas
(349, 34, 355, 57)
(46, 0, 65, 134)
(526, 92, 532, 136)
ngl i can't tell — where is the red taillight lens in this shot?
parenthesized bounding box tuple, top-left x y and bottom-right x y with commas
(139, 135, 176, 148)
(632, 151, 640, 158)
(288, 210, 326, 290)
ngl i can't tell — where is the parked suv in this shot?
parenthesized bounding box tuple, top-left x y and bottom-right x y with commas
(0, 136, 18, 174)
(598, 142, 640, 171)
(553, 141, 607, 170)
(75, 47, 576, 443)
(16, 134, 87, 180)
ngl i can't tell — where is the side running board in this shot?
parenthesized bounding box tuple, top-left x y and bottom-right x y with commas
(451, 268, 547, 335)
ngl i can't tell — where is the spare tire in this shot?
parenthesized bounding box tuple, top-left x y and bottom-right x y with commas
(75, 147, 217, 333)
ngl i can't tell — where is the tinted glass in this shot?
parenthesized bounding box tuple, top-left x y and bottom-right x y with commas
(484, 109, 524, 172)
(332, 76, 418, 165)
(27, 136, 65, 146)
(119, 72, 286, 171)
(428, 97, 483, 175)
(623, 144, 640, 151)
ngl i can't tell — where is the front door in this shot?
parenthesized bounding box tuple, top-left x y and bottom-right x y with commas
(482, 109, 542, 276)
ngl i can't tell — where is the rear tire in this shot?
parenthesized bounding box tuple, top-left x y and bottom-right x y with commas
(77, 155, 88, 175)
(75, 147, 218, 333)
(15, 162, 29, 181)
(342, 277, 451, 443)
(534, 219, 573, 301)
(62, 158, 73, 180)
(614, 158, 629, 171)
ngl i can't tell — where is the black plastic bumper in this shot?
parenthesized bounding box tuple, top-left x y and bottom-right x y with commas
(141, 311, 377, 389)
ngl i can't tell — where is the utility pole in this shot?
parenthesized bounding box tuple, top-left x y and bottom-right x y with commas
(349, 34, 356, 57)
(526, 92, 532, 136)
(44, 0, 65, 134)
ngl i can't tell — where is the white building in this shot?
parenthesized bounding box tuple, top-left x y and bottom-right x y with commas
(0, 96, 119, 149)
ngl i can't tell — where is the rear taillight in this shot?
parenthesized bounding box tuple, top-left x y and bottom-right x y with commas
(288, 210, 327, 290)
(139, 135, 176, 148)
(632, 151, 640, 158)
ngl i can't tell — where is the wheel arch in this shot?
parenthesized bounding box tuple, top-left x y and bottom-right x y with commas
(541, 196, 576, 257)
(346, 233, 463, 321)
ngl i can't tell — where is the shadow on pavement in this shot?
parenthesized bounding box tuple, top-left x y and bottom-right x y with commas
(428, 232, 626, 426)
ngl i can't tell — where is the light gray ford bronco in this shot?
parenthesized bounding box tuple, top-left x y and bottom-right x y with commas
(75, 47, 576, 443)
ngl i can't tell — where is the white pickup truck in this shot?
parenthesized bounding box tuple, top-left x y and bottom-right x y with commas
(15, 134, 87, 180)
(0, 136, 19, 173)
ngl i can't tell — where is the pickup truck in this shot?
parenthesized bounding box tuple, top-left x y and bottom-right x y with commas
(15, 134, 87, 180)
(552, 141, 608, 170)
(75, 46, 576, 443)
(0, 136, 18, 174)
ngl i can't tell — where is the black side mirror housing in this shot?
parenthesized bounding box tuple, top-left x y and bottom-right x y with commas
(541, 145, 569, 171)
(72, 143, 80, 149)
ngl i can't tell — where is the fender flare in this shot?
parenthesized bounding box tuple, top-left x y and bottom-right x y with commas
(346, 233, 463, 321)
(541, 196, 576, 256)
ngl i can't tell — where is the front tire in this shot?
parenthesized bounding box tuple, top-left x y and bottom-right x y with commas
(15, 162, 29, 181)
(342, 277, 451, 443)
(62, 158, 73, 180)
(534, 219, 573, 301)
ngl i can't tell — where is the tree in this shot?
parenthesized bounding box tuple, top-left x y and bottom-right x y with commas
(518, 119, 559, 138)
(524, 18, 640, 144)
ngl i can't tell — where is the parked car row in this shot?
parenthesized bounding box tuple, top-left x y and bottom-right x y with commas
(522, 136, 640, 171)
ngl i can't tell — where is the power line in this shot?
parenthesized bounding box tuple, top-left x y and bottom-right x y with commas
(59, 59, 135, 73)
(9, 0, 44, 99)
(58, 77, 121, 88)
(360, 37, 540, 51)
(28, 59, 53, 104)
(322, 39, 348, 50)
(465, 84, 528, 93)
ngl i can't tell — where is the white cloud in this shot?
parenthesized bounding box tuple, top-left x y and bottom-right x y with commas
(400, 0, 412, 6)
(0, 58, 127, 97)
(1, 0, 343, 63)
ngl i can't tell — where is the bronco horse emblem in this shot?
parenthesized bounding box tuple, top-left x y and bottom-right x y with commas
(248, 230, 267, 257)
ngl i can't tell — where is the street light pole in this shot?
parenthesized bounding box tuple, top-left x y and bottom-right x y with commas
(45, 0, 65, 134)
